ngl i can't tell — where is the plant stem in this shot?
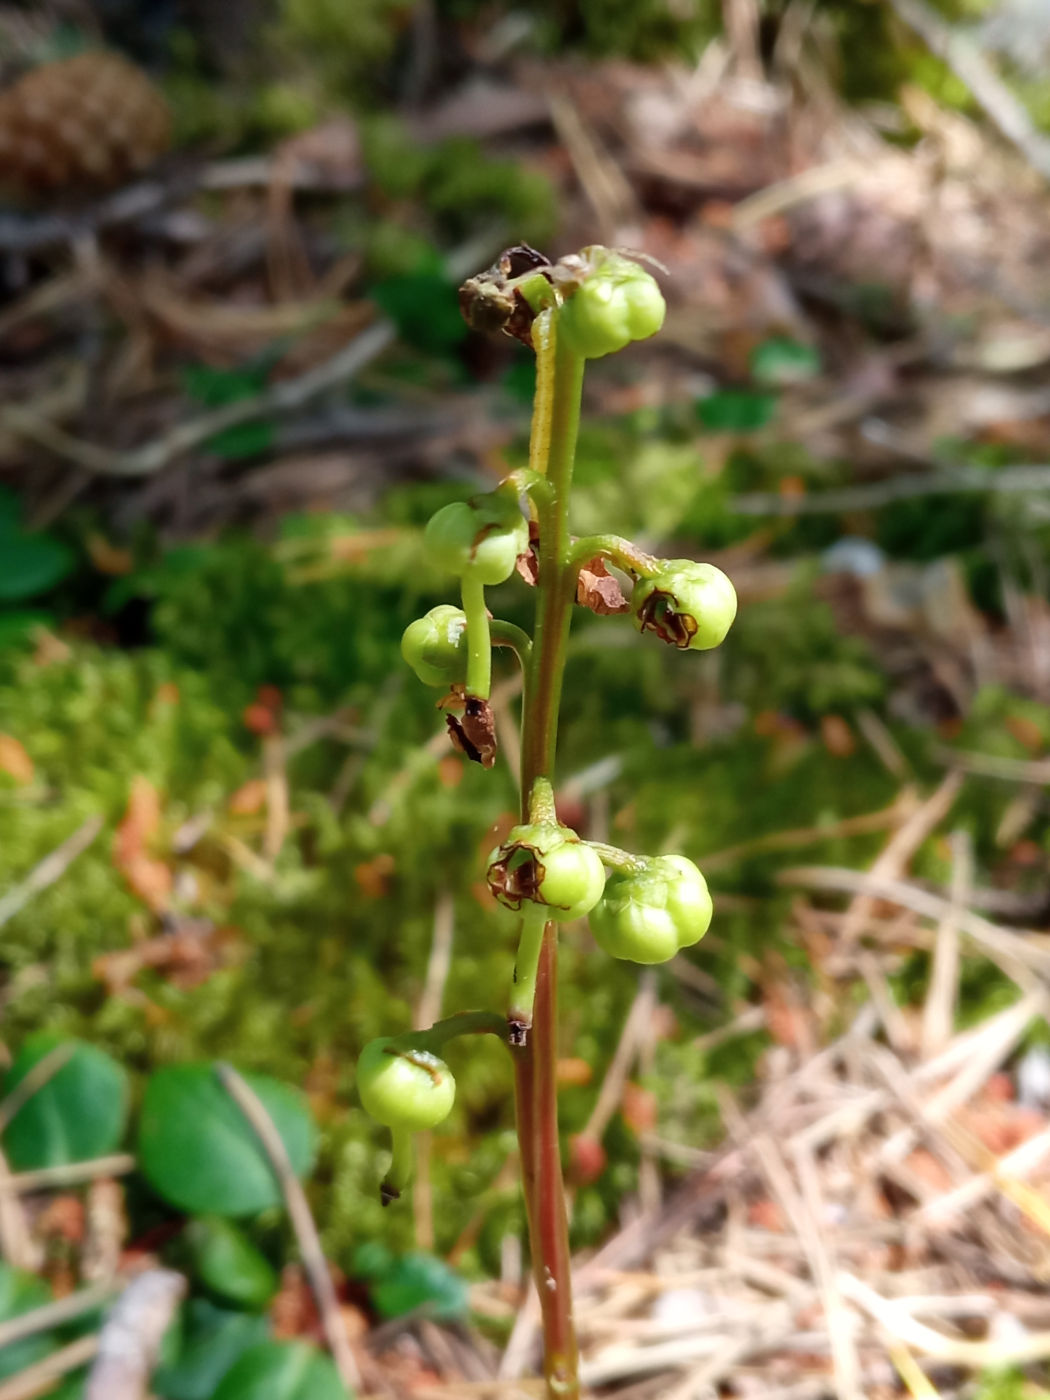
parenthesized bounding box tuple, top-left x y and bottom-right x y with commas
(567, 532, 658, 577)
(407, 1009, 509, 1052)
(491, 619, 533, 669)
(508, 903, 549, 1034)
(520, 335, 584, 787)
(513, 321, 584, 1400)
(461, 574, 492, 699)
(586, 841, 649, 874)
(383, 1125, 414, 1203)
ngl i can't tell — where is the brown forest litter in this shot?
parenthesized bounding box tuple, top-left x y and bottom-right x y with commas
(379, 867, 1050, 1398)
(5, 13, 1050, 530)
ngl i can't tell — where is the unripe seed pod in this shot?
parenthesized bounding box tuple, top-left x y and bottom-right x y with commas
(589, 854, 712, 964)
(357, 1038, 456, 1132)
(424, 494, 529, 585)
(632, 560, 736, 651)
(558, 249, 665, 360)
(400, 605, 468, 687)
(487, 822, 605, 923)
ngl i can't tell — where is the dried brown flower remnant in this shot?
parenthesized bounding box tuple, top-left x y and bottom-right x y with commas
(0, 52, 170, 197)
(634, 586, 698, 647)
(440, 688, 498, 768)
(459, 244, 552, 346)
(515, 519, 541, 586)
(487, 842, 546, 909)
(576, 557, 630, 615)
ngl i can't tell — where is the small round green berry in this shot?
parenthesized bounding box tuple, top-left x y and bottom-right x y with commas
(558, 249, 666, 360)
(632, 560, 737, 650)
(357, 1038, 456, 1132)
(400, 605, 468, 688)
(487, 822, 606, 923)
(423, 494, 529, 585)
(589, 854, 712, 964)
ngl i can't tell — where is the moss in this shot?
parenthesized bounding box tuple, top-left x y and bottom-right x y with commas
(0, 475, 1040, 1259)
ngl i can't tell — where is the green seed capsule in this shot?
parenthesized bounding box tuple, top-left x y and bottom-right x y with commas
(558, 249, 666, 361)
(423, 494, 529, 585)
(632, 560, 737, 651)
(357, 1038, 456, 1132)
(487, 822, 606, 923)
(589, 854, 712, 964)
(400, 605, 468, 688)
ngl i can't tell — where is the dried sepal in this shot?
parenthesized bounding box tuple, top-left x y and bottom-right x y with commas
(576, 556, 630, 615)
(459, 245, 554, 346)
(515, 519, 541, 587)
(439, 687, 498, 768)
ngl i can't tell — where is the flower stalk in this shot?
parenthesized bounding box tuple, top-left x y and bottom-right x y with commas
(359, 244, 737, 1400)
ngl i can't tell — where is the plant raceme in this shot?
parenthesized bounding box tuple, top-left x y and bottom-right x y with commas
(358, 244, 738, 1400)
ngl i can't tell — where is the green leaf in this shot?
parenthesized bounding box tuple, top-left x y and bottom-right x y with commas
(211, 1340, 349, 1400)
(45, 1376, 86, 1400)
(0, 487, 22, 537)
(138, 1065, 317, 1217)
(371, 273, 466, 354)
(0, 1264, 53, 1380)
(0, 535, 75, 600)
(367, 1252, 469, 1322)
(2, 1034, 129, 1171)
(155, 1301, 269, 1400)
(749, 337, 821, 386)
(183, 1218, 278, 1309)
(697, 389, 777, 432)
(182, 364, 267, 408)
(0, 611, 52, 650)
(205, 420, 274, 462)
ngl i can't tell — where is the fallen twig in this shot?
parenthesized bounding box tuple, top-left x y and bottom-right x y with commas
(839, 771, 962, 945)
(0, 1043, 77, 1135)
(215, 1063, 362, 1394)
(0, 1145, 37, 1273)
(920, 830, 971, 1060)
(0, 816, 104, 930)
(84, 1270, 185, 1400)
(0, 1336, 99, 1400)
(2, 321, 395, 478)
(840, 1272, 1050, 1366)
(777, 865, 1050, 980)
(0, 1281, 120, 1352)
(0, 1154, 136, 1195)
(733, 464, 1050, 515)
(886, 0, 1050, 182)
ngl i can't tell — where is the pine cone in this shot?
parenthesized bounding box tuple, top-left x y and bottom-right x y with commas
(0, 51, 171, 197)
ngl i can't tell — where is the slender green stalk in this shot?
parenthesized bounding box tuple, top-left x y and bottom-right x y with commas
(567, 532, 658, 578)
(585, 841, 648, 874)
(491, 619, 533, 668)
(508, 903, 549, 1030)
(382, 1125, 414, 1203)
(514, 320, 585, 1400)
(404, 1010, 509, 1053)
(461, 574, 492, 698)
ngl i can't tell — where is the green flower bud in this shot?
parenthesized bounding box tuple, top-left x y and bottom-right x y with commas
(400, 605, 468, 688)
(558, 249, 666, 360)
(589, 854, 712, 964)
(423, 494, 529, 585)
(487, 822, 606, 923)
(357, 1037, 456, 1132)
(632, 560, 737, 650)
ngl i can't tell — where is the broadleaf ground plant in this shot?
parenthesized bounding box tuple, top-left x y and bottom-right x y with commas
(357, 245, 738, 1398)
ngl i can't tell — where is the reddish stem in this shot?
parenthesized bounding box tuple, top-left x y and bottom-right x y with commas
(513, 323, 584, 1400)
